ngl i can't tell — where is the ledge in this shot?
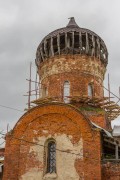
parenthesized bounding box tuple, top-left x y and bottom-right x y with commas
(43, 173, 57, 179)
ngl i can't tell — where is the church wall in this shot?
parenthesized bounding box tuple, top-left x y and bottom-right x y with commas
(3, 104, 102, 180)
(83, 111, 106, 129)
(38, 54, 106, 99)
(20, 135, 83, 180)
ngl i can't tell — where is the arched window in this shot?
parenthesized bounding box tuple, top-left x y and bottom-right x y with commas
(88, 83, 93, 97)
(47, 141, 56, 173)
(63, 81, 70, 103)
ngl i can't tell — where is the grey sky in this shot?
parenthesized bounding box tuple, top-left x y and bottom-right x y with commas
(0, 0, 120, 145)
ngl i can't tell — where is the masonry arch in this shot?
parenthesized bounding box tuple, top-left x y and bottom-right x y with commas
(3, 103, 100, 180)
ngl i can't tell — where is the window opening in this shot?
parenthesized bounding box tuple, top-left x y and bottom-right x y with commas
(63, 81, 70, 103)
(88, 84, 93, 97)
(42, 87, 48, 98)
(47, 141, 56, 173)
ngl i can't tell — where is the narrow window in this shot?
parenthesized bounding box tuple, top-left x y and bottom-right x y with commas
(42, 87, 48, 98)
(47, 141, 56, 173)
(88, 84, 93, 97)
(63, 81, 70, 103)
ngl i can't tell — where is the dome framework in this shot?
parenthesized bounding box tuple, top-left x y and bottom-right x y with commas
(36, 17, 108, 67)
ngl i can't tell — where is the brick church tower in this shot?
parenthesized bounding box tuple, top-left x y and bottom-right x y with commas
(3, 18, 120, 180)
(36, 17, 108, 99)
(35, 17, 108, 129)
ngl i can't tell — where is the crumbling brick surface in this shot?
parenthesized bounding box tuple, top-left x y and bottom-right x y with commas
(87, 113, 106, 129)
(3, 53, 109, 179)
(39, 55, 106, 98)
(102, 162, 120, 180)
(3, 103, 102, 180)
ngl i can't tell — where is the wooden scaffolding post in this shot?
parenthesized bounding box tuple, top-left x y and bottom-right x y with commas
(108, 73, 110, 102)
(35, 68, 38, 100)
(28, 62, 32, 109)
(119, 86, 120, 99)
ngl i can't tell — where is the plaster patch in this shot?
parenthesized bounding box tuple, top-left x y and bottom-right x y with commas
(42, 130, 48, 134)
(20, 169, 42, 180)
(21, 134, 83, 180)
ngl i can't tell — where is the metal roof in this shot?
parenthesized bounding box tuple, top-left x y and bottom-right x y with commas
(112, 125, 120, 137)
(91, 121, 113, 138)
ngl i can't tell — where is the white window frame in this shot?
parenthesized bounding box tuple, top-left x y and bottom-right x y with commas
(63, 81, 70, 103)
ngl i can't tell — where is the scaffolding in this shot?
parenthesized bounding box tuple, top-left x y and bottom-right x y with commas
(24, 63, 120, 122)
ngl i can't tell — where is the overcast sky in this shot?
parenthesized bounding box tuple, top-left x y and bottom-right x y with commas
(0, 0, 120, 146)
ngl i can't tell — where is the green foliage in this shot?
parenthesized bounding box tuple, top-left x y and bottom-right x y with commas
(79, 106, 104, 114)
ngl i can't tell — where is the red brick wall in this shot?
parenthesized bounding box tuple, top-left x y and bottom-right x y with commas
(72, 103, 106, 129)
(87, 113, 106, 129)
(102, 162, 120, 180)
(38, 54, 106, 99)
(3, 103, 102, 180)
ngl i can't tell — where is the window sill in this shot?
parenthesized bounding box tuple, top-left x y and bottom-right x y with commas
(43, 173, 57, 179)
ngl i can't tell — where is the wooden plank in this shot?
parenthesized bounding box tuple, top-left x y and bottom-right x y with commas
(104, 138, 117, 146)
(104, 106, 118, 110)
(65, 32, 67, 48)
(40, 48, 44, 61)
(72, 31, 74, 49)
(57, 34, 60, 55)
(103, 159, 120, 161)
(51, 37, 54, 56)
(100, 102, 113, 106)
(116, 145, 119, 160)
(86, 32, 89, 54)
(79, 32, 82, 54)
(95, 97, 109, 103)
(44, 40, 48, 57)
(91, 35, 95, 56)
(102, 104, 118, 108)
(99, 101, 115, 105)
(97, 38, 100, 59)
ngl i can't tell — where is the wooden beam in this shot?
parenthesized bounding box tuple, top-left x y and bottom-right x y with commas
(97, 38, 100, 59)
(72, 31, 74, 49)
(86, 32, 89, 54)
(116, 145, 119, 160)
(103, 159, 120, 161)
(40, 48, 44, 61)
(44, 40, 48, 58)
(104, 138, 120, 147)
(91, 35, 95, 56)
(65, 32, 67, 48)
(79, 32, 82, 54)
(104, 143, 116, 150)
(51, 37, 54, 56)
(57, 34, 60, 55)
